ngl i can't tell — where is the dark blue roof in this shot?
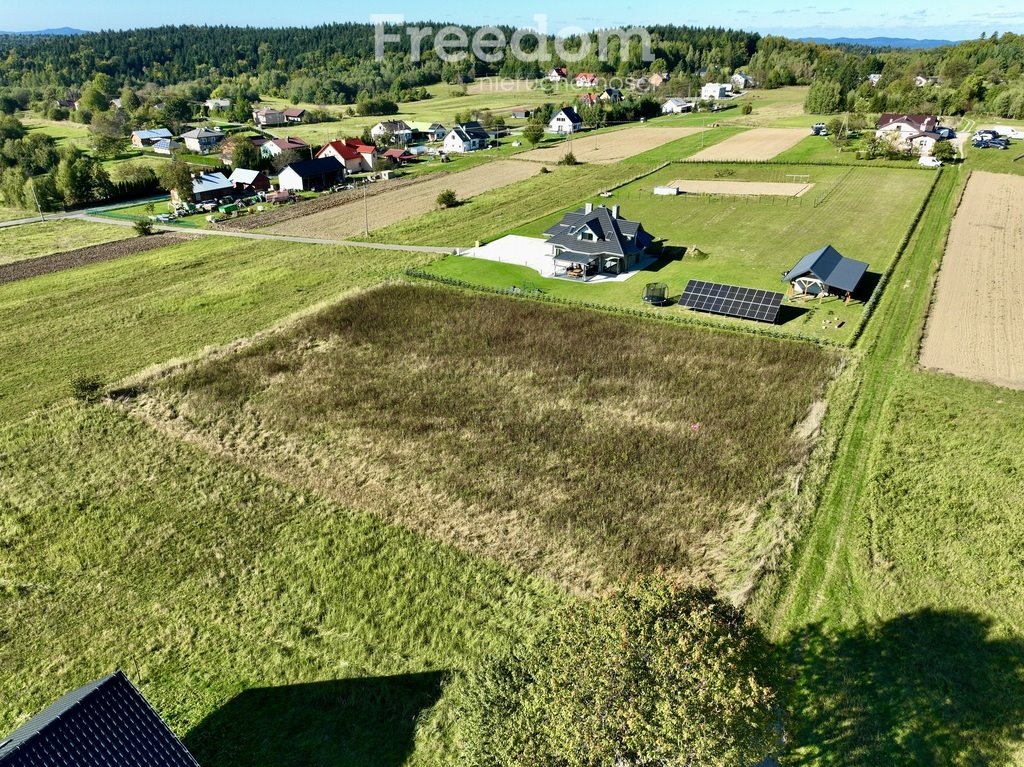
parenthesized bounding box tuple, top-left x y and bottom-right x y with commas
(284, 157, 344, 178)
(782, 244, 868, 293)
(0, 670, 200, 767)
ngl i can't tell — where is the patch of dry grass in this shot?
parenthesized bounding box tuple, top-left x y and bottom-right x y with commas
(133, 284, 837, 591)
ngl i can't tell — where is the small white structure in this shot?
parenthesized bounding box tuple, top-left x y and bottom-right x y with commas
(549, 107, 583, 134)
(371, 120, 413, 144)
(661, 98, 692, 114)
(701, 82, 733, 100)
(653, 186, 679, 196)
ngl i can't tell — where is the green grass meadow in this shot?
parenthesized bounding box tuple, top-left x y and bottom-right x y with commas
(0, 219, 133, 265)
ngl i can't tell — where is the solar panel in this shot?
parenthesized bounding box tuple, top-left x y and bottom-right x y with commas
(678, 280, 784, 323)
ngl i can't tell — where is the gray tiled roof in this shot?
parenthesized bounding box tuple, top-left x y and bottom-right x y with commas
(783, 244, 868, 293)
(544, 206, 652, 260)
(0, 670, 200, 767)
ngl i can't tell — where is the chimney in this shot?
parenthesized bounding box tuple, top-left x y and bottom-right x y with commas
(584, 202, 593, 214)
(611, 205, 620, 219)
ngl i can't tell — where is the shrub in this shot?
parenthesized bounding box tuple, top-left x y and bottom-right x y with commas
(557, 152, 579, 166)
(133, 219, 155, 236)
(70, 374, 105, 403)
(741, 102, 753, 115)
(437, 189, 459, 208)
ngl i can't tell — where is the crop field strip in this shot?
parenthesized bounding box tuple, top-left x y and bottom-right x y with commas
(684, 128, 808, 161)
(919, 171, 1024, 389)
(511, 126, 702, 164)
(129, 283, 837, 592)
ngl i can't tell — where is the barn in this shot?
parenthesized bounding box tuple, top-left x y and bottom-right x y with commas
(782, 244, 868, 298)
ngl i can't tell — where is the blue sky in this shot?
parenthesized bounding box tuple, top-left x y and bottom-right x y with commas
(3, 0, 1022, 40)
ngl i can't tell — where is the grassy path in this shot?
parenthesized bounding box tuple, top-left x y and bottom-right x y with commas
(767, 165, 965, 633)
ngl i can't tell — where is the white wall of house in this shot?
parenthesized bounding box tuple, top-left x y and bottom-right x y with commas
(549, 113, 581, 134)
(277, 167, 306, 191)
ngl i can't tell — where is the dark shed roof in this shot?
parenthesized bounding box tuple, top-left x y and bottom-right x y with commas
(285, 156, 344, 178)
(0, 670, 200, 767)
(783, 244, 868, 294)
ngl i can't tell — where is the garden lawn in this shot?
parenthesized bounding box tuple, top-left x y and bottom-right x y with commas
(422, 163, 935, 343)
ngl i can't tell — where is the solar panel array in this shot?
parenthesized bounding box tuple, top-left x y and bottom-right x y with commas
(678, 280, 784, 323)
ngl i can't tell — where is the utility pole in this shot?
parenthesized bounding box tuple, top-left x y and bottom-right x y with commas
(25, 171, 44, 221)
(363, 183, 368, 236)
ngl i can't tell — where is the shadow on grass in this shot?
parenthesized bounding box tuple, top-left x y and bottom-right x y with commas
(185, 671, 446, 767)
(786, 611, 1024, 766)
(854, 271, 882, 303)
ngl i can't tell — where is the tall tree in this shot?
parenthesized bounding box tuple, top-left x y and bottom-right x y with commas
(158, 158, 194, 201)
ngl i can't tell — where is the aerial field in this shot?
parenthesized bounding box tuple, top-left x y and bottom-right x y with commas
(133, 283, 836, 591)
(514, 126, 701, 164)
(266, 160, 542, 239)
(686, 128, 807, 161)
(920, 171, 1024, 389)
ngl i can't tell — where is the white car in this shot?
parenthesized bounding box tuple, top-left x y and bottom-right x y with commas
(919, 156, 943, 167)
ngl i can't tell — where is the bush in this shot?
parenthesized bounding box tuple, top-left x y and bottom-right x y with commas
(450, 577, 781, 767)
(133, 219, 155, 236)
(557, 152, 579, 166)
(436, 189, 459, 208)
(741, 102, 753, 115)
(70, 374, 105, 403)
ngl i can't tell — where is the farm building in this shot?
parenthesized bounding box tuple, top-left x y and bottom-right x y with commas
(174, 171, 233, 204)
(152, 138, 182, 155)
(260, 136, 309, 159)
(316, 138, 377, 172)
(544, 203, 653, 279)
(278, 157, 345, 191)
(180, 127, 225, 154)
(371, 120, 413, 144)
(0, 670, 200, 767)
(600, 88, 623, 103)
(648, 72, 669, 88)
(509, 107, 532, 119)
(252, 107, 286, 127)
(407, 122, 447, 141)
(549, 107, 583, 134)
(204, 97, 231, 111)
(382, 147, 416, 166)
(547, 67, 567, 82)
(228, 168, 271, 193)
(782, 244, 868, 298)
(283, 107, 306, 123)
(131, 128, 172, 148)
(661, 98, 693, 114)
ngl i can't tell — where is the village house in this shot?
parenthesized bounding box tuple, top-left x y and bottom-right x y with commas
(547, 66, 568, 82)
(544, 203, 653, 280)
(443, 122, 491, 153)
(252, 107, 287, 127)
(876, 113, 943, 153)
(701, 82, 733, 100)
(371, 120, 413, 144)
(316, 138, 377, 172)
(180, 127, 226, 154)
(661, 97, 693, 114)
(228, 168, 271, 193)
(731, 72, 756, 90)
(131, 128, 173, 148)
(260, 136, 309, 159)
(172, 171, 232, 203)
(575, 73, 599, 87)
(549, 107, 583, 134)
(283, 107, 306, 123)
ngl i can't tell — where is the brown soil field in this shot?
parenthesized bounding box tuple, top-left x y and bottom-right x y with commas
(267, 160, 542, 239)
(668, 179, 814, 197)
(685, 128, 806, 161)
(920, 171, 1024, 389)
(0, 232, 194, 286)
(514, 126, 700, 165)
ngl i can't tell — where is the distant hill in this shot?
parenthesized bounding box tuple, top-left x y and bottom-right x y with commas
(0, 27, 90, 36)
(801, 36, 956, 49)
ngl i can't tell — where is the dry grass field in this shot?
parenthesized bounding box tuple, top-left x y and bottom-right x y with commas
(514, 126, 701, 165)
(920, 172, 1024, 389)
(130, 284, 836, 593)
(266, 161, 541, 239)
(686, 128, 807, 161)
(668, 179, 814, 196)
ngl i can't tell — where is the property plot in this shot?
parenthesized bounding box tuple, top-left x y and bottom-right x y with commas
(920, 171, 1024, 389)
(515, 126, 700, 165)
(0, 218, 134, 266)
(668, 179, 813, 196)
(267, 160, 541, 239)
(135, 284, 836, 591)
(686, 128, 806, 161)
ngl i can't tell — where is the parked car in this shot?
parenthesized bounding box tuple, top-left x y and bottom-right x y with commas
(973, 139, 1008, 150)
(811, 122, 826, 135)
(919, 155, 943, 167)
(935, 126, 956, 139)
(973, 130, 1000, 141)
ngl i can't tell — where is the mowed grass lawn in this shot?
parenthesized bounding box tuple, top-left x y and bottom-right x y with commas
(137, 283, 837, 592)
(423, 163, 935, 343)
(0, 219, 134, 265)
(0, 237, 431, 422)
(0, 404, 560, 767)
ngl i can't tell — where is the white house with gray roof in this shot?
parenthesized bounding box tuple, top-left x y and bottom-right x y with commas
(544, 203, 653, 279)
(549, 107, 583, 134)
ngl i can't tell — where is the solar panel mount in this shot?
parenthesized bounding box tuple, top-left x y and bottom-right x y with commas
(678, 279, 784, 323)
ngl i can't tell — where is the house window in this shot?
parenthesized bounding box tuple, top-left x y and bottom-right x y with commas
(579, 231, 595, 241)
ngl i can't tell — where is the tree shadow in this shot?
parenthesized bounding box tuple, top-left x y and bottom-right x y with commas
(853, 271, 882, 303)
(184, 671, 446, 767)
(785, 611, 1024, 766)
